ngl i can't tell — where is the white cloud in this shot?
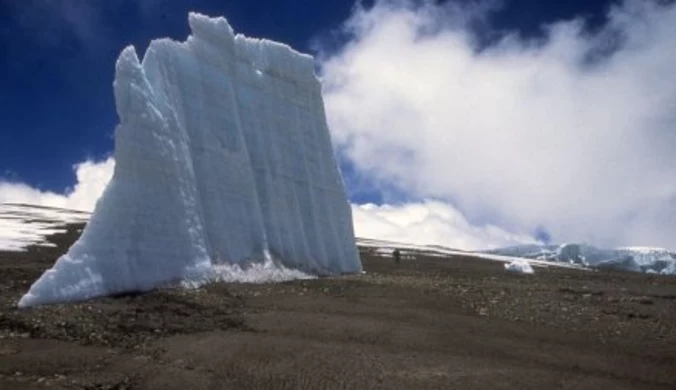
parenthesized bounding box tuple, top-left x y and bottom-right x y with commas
(0, 158, 114, 212)
(321, 0, 676, 250)
(352, 201, 537, 250)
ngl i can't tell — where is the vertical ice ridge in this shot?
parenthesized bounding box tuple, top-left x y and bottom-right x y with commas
(183, 17, 270, 264)
(148, 46, 210, 275)
(222, 53, 271, 262)
(142, 40, 215, 264)
(293, 105, 328, 271)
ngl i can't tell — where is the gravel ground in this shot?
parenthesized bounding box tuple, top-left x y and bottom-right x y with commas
(1, 223, 675, 389)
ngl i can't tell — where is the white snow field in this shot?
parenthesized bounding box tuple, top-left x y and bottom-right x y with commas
(18, 13, 361, 307)
(0, 203, 89, 251)
(357, 238, 586, 271)
(358, 238, 676, 275)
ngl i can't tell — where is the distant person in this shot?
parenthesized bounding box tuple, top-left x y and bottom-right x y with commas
(393, 248, 401, 265)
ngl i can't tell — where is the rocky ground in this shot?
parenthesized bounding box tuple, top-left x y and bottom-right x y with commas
(1, 224, 675, 389)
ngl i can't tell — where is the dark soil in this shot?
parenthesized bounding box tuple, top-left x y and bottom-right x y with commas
(1, 224, 675, 389)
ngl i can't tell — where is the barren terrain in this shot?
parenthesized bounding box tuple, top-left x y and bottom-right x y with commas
(1, 223, 675, 389)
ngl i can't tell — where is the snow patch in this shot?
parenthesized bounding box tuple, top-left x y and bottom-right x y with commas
(0, 203, 89, 251)
(504, 259, 535, 274)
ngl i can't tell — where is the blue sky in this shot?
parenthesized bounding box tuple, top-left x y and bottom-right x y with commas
(2, 0, 676, 250)
(0, 0, 358, 191)
(1, 0, 611, 193)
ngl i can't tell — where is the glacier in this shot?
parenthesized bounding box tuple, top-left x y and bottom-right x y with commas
(18, 13, 361, 308)
(485, 243, 676, 275)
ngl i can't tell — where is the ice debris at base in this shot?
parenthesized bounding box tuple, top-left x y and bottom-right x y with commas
(486, 243, 676, 275)
(19, 13, 361, 308)
(180, 251, 315, 289)
(504, 259, 535, 274)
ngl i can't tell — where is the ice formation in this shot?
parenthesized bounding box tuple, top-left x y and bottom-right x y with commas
(19, 13, 361, 307)
(487, 243, 676, 275)
(504, 259, 535, 274)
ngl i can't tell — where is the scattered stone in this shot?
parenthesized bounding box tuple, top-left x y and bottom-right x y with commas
(631, 297, 654, 305)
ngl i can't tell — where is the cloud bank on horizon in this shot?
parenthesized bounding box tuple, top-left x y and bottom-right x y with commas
(2, 0, 676, 251)
(321, 0, 676, 250)
(0, 158, 114, 212)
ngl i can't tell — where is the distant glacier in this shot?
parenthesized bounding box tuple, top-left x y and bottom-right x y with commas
(484, 243, 676, 275)
(19, 13, 361, 307)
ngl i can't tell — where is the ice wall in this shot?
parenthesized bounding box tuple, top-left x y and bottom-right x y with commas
(19, 13, 361, 307)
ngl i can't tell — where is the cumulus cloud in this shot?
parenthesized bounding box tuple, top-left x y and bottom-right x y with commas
(353, 201, 537, 250)
(321, 0, 676, 250)
(0, 158, 114, 212)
